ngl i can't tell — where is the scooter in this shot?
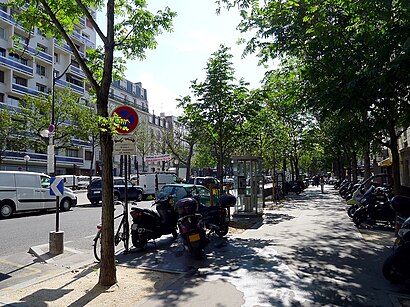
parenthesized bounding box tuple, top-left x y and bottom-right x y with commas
(382, 195, 410, 283)
(199, 193, 236, 237)
(130, 194, 179, 248)
(352, 186, 394, 227)
(175, 196, 208, 260)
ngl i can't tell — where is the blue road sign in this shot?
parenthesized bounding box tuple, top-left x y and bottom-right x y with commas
(50, 177, 64, 196)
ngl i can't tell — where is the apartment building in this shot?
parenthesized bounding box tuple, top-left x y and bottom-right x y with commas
(0, 3, 169, 177)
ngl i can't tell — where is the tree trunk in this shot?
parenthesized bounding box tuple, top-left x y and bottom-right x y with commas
(351, 152, 358, 182)
(363, 146, 371, 181)
(98, 129, 116, 286)
(389, 132, 401, 195)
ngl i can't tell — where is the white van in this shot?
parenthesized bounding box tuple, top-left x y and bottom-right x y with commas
(130, 173, 178, 198)
(56, 175, 78, 190)
(0, 171, 77, 218)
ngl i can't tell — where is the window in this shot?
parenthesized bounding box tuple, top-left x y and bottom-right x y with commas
(54, 53, 59, 63)
(36, 64, 46, 76)
(0, 70, 4, 83)
(0, 27, 5, 40)
(66, 149, 79, 157)
(0, 93, 4, 102)
(85, 151, 92, 160)
(70, 59, 79, 68)
(9, 53, 28, 65)
(14, 33, 28, 45)
(82, 32, 90, 39)
(86, 18, 94, 29)
(66, 74, 82, 87)
(15, 174, 40, 188)
(37, 44, 47, 53)
(0, 48, 5, 57)
(7, 96, 19, 107)
(36, 83, 46, 93)
(13, 76, 27, 86)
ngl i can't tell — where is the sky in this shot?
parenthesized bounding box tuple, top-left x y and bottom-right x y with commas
(98, 1, 267, 117)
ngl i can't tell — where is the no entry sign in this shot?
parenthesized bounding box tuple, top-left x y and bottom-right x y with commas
(112, 106, 139, 134)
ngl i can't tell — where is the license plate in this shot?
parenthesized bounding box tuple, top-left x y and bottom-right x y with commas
(189, 233, 200, 242)
(94, 190, 101, 194)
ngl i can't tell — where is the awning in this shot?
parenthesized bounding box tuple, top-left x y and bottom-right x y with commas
(378, 157, 392, 167)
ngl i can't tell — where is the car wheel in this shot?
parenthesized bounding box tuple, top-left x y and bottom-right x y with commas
(60, 198, 72, 212)
(0, 202, 14, 219)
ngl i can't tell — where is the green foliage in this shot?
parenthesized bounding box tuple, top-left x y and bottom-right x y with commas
(178, 45, 251, 179)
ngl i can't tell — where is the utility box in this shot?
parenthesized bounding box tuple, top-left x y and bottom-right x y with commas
(231, 156, 264, 217)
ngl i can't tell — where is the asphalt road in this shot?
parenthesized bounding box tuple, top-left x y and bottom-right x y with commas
(0, 190, 153, 257)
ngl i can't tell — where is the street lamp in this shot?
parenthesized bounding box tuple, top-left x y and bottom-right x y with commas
(23, 155, 30, 171)
(49, 64, 72, 176)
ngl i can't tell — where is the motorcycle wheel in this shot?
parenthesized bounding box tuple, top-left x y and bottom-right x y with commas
(131, 231, 147, 249)
(215, 223, 229, 237)
(382, 252, 407, 283)
(353, 209, 366, 226)
(93, 231, 101, 262)
(347, 205, 357, 218)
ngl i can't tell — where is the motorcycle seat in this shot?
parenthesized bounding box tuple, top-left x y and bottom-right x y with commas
(130, 206, 159, 218)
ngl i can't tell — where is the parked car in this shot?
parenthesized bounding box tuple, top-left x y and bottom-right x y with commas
(130, 173, 179, 198)
(56, 174, 78, 190)
(77, 176, 100, 190)
(186, 176, 220, 190)
(158, 183, 211, 206)
(0, 171, 77, 218)
(87, 177, 144, 206)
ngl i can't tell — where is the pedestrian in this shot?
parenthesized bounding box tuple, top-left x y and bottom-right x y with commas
(320, 176, 325, 193)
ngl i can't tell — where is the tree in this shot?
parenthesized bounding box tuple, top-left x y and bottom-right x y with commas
(9, 0, 175, 286)
(0, 109, 12, 166)
(14, 89, 85, 153)
(178, 45, 250, 185)
(221, 0, 410, 193)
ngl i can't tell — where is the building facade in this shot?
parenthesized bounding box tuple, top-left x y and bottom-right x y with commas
(0, 3, 180, 177)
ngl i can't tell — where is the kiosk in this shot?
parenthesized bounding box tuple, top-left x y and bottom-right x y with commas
(231, 156, 264, 216)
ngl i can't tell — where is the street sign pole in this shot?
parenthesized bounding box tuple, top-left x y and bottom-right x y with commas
(124, 156, 129, 253)
(49, 177, 64, 255)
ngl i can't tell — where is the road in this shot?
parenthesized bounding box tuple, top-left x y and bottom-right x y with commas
(0, 190, 153, 257)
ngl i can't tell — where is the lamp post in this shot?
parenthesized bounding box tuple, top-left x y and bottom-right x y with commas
(23, 155, 30, 171)
(49, 64, 72, 176)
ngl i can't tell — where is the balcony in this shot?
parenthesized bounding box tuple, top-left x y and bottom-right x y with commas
(0, 56, 33, 76)
(12, 83, 43, 97)
(69, 65, 86, 78)
(54, 39, 85, 58)
(55, 78, 84, 94)
(108, 92, 149, 113)
(70, 31, 96, 49)
(0, 9, 14, 24)
(78, 17, 85, 28)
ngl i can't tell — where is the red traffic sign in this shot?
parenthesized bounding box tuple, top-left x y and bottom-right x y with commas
(111, 106, 139, 134)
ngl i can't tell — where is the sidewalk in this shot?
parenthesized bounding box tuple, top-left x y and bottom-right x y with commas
(1, 186, 410, 306)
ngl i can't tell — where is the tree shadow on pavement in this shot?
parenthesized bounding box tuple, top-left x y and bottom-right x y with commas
(133, 187, 410, 307)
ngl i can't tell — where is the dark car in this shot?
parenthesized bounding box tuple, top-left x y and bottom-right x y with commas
(87, 177, 144, 205)
(158, 183, 211, 206)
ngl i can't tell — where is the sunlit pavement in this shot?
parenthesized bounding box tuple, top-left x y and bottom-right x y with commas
(135, 185, 410, 307)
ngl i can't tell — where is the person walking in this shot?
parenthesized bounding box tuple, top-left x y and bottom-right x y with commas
(320, 176, 325, 193)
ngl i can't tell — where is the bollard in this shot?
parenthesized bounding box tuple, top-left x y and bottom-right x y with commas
(49, 231, 64, 255)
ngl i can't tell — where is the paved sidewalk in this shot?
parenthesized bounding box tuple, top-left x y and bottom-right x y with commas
(1, 186, 410, 306)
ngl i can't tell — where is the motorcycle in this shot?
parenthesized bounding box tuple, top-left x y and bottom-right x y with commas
(175, 196, 208, 259)
(382, 195, 410, 283)
(199, 193, 236, 237)
(130, 194, 179, 249)
(352, 186, 394, 227)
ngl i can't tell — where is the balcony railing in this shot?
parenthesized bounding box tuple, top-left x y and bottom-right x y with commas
(55, 78, 84, 94)
(12, 83, 44, 97)
(69, 65, 86, 78)
(108, 92, 149, 113)
(0, 56, 33, 75)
